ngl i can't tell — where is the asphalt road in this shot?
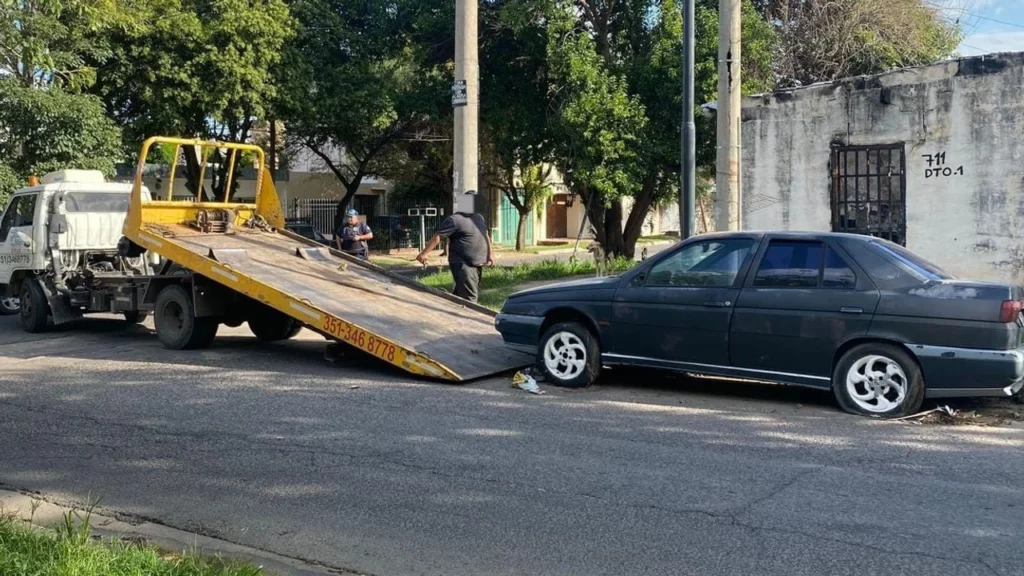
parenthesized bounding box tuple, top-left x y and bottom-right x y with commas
(1, 315, 1023, 576)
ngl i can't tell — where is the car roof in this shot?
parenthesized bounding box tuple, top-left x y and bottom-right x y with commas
(701, 230, 875, 243)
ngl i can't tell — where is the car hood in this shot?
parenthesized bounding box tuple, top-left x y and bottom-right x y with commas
(509, 276, 620, 299)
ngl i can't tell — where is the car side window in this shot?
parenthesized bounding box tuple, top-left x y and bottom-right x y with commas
(0, 196, 22, 242)
(823, 247, 856, 289)
(646, 238, 754, 287)
(754, 241, 823, 288)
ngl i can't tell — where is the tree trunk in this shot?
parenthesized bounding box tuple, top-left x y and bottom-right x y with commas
(586, 195, 626, 258)
(621, 172, 660, 259)
(182, 149, 211, 201)
(515, 208, 529, 251)
(333, 184, 361, 233)
(603, 201, 626, 258)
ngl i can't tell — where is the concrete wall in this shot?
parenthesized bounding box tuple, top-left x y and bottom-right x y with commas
(741, 52, 1024, 283)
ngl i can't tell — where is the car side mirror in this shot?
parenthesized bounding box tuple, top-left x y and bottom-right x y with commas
(14, 231, 31, 247)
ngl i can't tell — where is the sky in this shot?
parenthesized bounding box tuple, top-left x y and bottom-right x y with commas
(937, 0, 1024, 56)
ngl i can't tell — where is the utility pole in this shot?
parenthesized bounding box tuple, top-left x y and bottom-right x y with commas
(453, 0, 479, 214)
(715, 0, 741, 231)
(680, 0, 695, 239)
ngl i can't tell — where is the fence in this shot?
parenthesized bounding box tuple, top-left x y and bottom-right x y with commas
(288, 198, 445, 253)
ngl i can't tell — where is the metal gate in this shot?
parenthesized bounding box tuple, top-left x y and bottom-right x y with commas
(830, 143, 907, 245)
(499, 193, 534, 247)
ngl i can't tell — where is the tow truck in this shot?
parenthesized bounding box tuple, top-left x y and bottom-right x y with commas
(8, 137, 530, 381)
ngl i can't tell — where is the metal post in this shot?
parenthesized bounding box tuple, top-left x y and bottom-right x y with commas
(419, 214, 426, 252)
(680, 0, 696, 239)
(453, 0, 479, 213)
(715, 0, 741, 231)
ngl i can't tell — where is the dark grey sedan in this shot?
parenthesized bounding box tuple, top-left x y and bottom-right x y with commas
(495, 232, 1024, 417)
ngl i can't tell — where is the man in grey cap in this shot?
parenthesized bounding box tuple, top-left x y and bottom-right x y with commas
(337, 209, 373, 260)
(417, 211, 493, 303)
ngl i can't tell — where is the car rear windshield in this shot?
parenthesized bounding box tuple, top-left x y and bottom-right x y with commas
(868, 241, 954, 281)
(63, 192, 130, 213)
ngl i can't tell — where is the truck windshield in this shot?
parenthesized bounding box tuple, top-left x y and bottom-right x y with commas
(63, 192, 130, 213)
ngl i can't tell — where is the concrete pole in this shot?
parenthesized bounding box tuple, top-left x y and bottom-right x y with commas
(715, 0, 741, 231)
(453, 0, 479, 214)
(680, 0, 695, 239)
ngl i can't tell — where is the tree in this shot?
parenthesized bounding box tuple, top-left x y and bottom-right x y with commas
(276, 0, 448, 230)
(751, 0, 960, 86)
(0, 0, 139, 89)
(0, 78, 122, 201)
(480, 0, 555, 251)
(545, 0, 775, 258)
(90, 0, 294, 198)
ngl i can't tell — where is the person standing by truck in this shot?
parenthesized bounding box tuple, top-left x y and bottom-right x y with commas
(337, 209, 373, 260)
(416, 212, 493, 303)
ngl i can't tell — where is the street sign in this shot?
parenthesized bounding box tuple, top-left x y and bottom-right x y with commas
(451, 80, 467, 107)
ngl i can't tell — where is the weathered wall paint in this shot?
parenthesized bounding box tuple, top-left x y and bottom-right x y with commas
(742, 52, 1024, 283)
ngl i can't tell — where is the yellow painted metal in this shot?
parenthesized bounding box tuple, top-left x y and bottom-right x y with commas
(124, 136, 460, 381)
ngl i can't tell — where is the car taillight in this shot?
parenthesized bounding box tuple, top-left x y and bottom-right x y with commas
(999, 300, 1024, 323)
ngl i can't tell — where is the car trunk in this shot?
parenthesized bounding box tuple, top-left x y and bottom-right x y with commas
(882, 280, 1024, 350)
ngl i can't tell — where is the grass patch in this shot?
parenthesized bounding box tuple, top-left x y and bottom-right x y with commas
(369, 255, 413, 269)
(637, 234, 679, 244)
(511, 241, 591, 254)
(420, 258, 637, 310)
(0, 510, 265, 576)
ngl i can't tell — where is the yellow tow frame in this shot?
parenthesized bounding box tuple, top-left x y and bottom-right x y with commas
(124, 137, 459, 381)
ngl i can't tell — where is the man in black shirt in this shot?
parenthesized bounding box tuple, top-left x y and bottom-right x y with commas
(417, 212, 493, 303)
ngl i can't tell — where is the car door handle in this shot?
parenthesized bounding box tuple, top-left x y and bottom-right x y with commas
(839, 307, 864, 314)
(703, 301, 731, 308)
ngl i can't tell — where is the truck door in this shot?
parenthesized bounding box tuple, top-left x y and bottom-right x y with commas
(0, 193, 39, 283)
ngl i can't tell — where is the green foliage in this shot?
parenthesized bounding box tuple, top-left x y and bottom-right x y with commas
(0, 0, 140, 89)
(0, 513, 264, 576)
(276, 0, 448, 211)
(0, 78, 123, 185)
(0, 162, 21, 206)
(91, 0, 294, 147)
(545, 3, 647, 203)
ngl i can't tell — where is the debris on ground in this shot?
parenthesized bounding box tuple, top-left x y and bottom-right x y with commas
(512, 371, 544, 395)
(894, 402, 1023, 426)
(522, 366, 546, 383)
(892, 405, 957, 422)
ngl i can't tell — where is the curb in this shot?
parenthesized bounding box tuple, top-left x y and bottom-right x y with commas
(0, 489, 364, 576)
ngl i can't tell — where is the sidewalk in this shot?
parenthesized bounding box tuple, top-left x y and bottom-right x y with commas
(372, 238, 676, 273)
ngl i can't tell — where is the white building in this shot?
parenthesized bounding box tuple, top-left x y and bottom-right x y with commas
(741, 51, 1024, 283)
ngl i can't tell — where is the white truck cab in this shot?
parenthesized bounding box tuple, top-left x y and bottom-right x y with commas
(0, 170, 155, 319)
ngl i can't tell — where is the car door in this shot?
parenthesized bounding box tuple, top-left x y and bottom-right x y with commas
(729, 236, 880, 383)
(608, 235, 760, 367)
(0, 194, 37, 283)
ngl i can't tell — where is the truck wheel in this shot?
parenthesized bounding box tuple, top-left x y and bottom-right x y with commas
(248, 306, 301, 342)
(124, 311, 149, 324)
(19, 281, 50, 333)
(154, 284, 218, 350)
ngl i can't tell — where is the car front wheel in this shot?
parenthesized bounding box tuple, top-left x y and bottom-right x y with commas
(833, 343, 924, 418)
(0, 296, 20, 315)
(538, 322, 600, 388)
